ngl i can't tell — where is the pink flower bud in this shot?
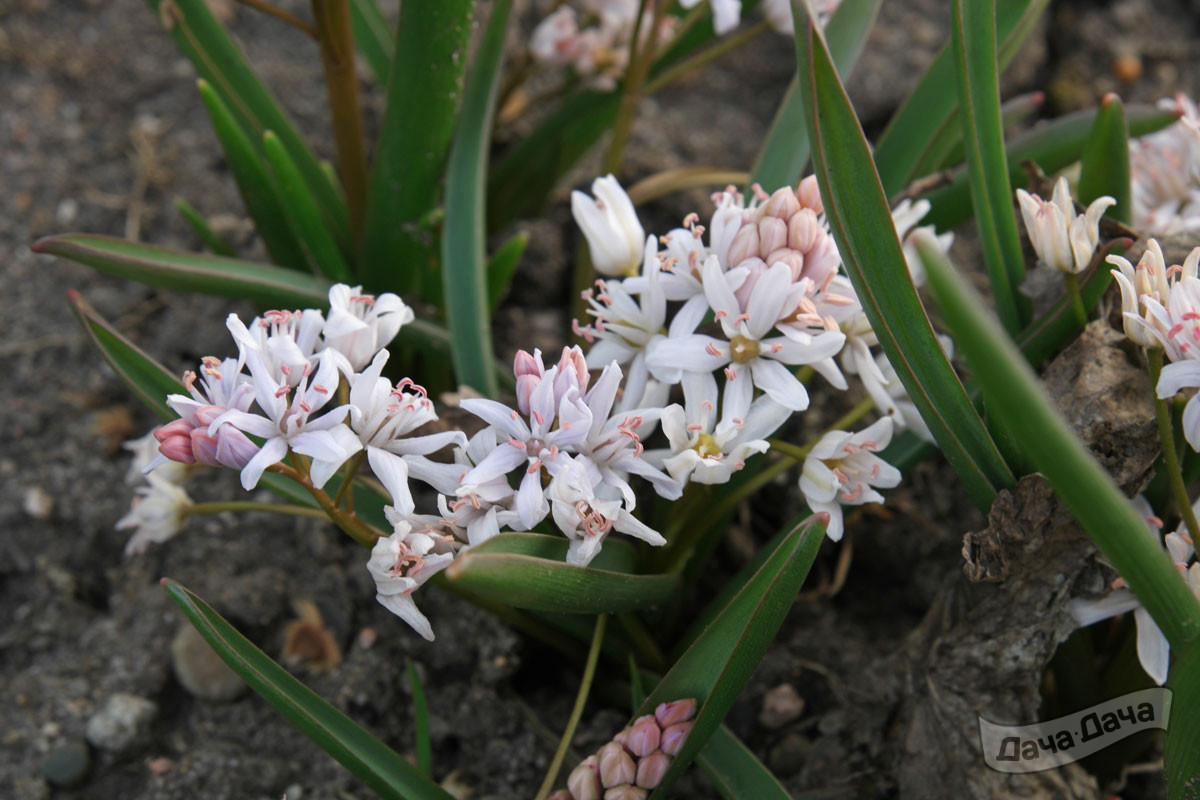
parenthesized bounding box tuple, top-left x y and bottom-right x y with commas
(766, 248, 806, 281)
(799, 235, 840, 290)
(548, 791, 573, 800)
(598, 742, 636, 788)
(626, 715, 660, 757)
(154, 419, 194, 443)
(654, 698, 697, 727)
(726, 224, 760, 267)
(787, 208, 821, 253)
(635, 751, 670, 789)
(516, 374, 540, 417)
(158, 434, 197, 464)
(189, 429, 221, 466)
(603, 787, 646, 800)
(191, 404, 226, 427)
(613, 728, 631, 748)
(732, 258, 767, 310)
(757, 217, 788, 257)
(798, 175, 822, 214)
(660, 721, 693, 756)
(514, 349, 541, 377)
(763, 186, 801, 220)
(554, 345, 590, 398)
(213, 427, 259, 470)
(567, 755, 602, 800)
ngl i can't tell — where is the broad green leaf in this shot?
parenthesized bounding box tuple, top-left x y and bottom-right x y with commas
(174, 197, 234, 256)
(195, 80, 308, 270)
(1078, 93, 1132, 225)
(349, 0, 394, 87)
(163, 580, 452, 800)
(146, 0, 350, 250)
(444, 533, 678, 614)
(698, 725, 794, 800)
(406, 659, 432, 777)
(749, 0, 882, 192)
(922, 104, 1178, 230)
(359, 0, 475, 292)
(464, 532, 638, 574)
(1164, 640, 1200, 799)
(793, 5, 1014, 512)
(487, 231, 529, 311)
(262, 131, 354, 282)
(640, 515, 825, 797)
(874, 0, 1050, 196)
(951, 0, 1027, 334)
(916, 232, 1200, 648)
(441, 0, 507, 397)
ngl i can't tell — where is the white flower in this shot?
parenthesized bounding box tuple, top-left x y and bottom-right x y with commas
(367, 520, 459, 641)
(547, 455, 666, 566)
(152, 356, 261, 472)
(124, 430, 189, 485)
(1016, 177, 1115, 274)
(322, 284, 413, 372)
(118, 473, 192, 555)
(572, 175, 646, 277)
(892, 198, 952, 287)
(1131, 95, 1200, 235)
(226, 309, 325, 387)
(799, 417, 901, 541)
(1110, 240, 1200, 352)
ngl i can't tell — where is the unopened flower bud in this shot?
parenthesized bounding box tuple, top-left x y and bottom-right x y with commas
(757, 217, 788, 257)
(660, 721, 693, 756)
(798, 175, 822, 214)
(598, 742, 636, 788)
(635, 751, 670, 789)
(613, 728, 631, 748)
(154, 418, 193, 443)
(554, 345, 590, 397)
(548, 791, 573, 800)
(654, 698, 697, 727)
(568, 755, 602, 800)
(571, 175, 645, 277)
(726, 224, 760, 267)
(626, 715, 661, 757)
(764, 186, 801, 220)
(604, 786, 646, 800)
(514, 350, 541, 377)
(766, 248, 806, 281)
(787, 208, 820, 253)
(158, 433, 197, 464)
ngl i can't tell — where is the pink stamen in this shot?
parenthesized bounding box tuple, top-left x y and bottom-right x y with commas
(724, 367, 736, 381)
(687, 424, 703, 432)
(508, 437, 526, 449)
(701, 400, 714, 412)
(705, 342, 722, 357)
(527, 459, 543, 474)
(532, 410, 545, 426)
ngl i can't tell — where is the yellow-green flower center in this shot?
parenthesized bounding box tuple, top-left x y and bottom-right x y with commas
(694, 432, 722, 459)
(729, 334, 759, 364)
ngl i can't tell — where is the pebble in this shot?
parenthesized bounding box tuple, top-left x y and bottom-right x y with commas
(40, 739, 91, 788)
(22, 487, 54, 520)
(766, 732, 810, 777)
(758, 683, 805, 730)
(170, 623, 246, 701)
(85, 693, 157, 753)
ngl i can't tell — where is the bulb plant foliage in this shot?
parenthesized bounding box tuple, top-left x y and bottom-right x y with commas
(35, 0, 1200, 795)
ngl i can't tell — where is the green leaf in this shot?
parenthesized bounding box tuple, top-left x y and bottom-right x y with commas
(1078, 93, 1133, 225)
(262, 130, 354, 282)
(916, 231, 1200, 649)
(640, 515, 824, 797)
(792, 5, 1014, 512)
(921, 104, 1178, 230)
(950, 0, 1027, 334)
(874, 0, 1050, 196)
(1165, 640, 1200, 799)
(444, 533, 678, 614)
(441, 0, 507, 397)
(174, 197, 234, 256)
(698, 725, 794, 800)
(406, 659, 432, 777)
(195, 79, 308, 270)
(927, 89, 1044, 174)
(359, 0, 475, 292)
(162, 580, 452, 800)
(147, 0, 350, 250)
(748, 0, 882, 192)
(349, 0, 394, 87)
(487, 231, 529, 311)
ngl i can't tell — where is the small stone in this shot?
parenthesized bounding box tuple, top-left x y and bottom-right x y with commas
(170, 623, 245, 701)
(22, 487, 54, 519)
(283, 783, 303, 799)
(766, 732, 810, 777)
(758, 683, 805, 730)
(40, 739, 91, 788)
(85, 693, 157, 753)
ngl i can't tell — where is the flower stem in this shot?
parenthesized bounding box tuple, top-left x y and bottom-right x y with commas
(1064, 271, 1089, 330)
(534, 614, 608, 800)
(644, 19, 770, 95)
(185, 501, 328, 520)
(333, 450, 365, 511)
(268, 461, 385, 547)
(600, 1, 661, 175)
(1149, 348, 1200, 540)
(625, 167, 750, 206)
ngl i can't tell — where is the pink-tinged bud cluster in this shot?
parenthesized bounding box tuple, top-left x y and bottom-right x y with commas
(514, 346, 591, 417)
(154, 405, 258, 469)
(557, 699, 696, 798)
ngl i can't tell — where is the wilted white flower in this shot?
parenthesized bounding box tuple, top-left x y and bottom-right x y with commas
(322, 284, 412, 372)
(118, 474, 193, 555)
(1016, 177, 1115, 274)
(799, 417, 901, 541)
(367, 520, 459, 641)
(572, 175, 646, 277)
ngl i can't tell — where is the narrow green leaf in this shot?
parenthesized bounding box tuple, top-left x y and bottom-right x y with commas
(927, 90, 1044, 174)
(444, 534, 678, 614)
(1078, 93, 1133, 225)
(951, 0, 1027, 334)
(162, 580, 452, 800)
(464, 532, 638, 574)
(874, 0, 1050, 196)
(348, 0, 394, 87)
(146, 0, 350, 249)
(195, 80, 308, 270)
(1165, 640, 1200, 799)
(441, 0, 506, 397)
(487, 231, 529, 311)
(174, 197, 234, 256)
(360, 0, 475, 291)
(921, 104, 1178, 230)
(748, 0, 882, 192)
(916, 232, 1200, 648)
(262, 131, 354, 282)
(640, 515, 825, 797)
(406, 659, 432, 777)
(698, 725, 794, 800)
(792, 4, 1014, 512)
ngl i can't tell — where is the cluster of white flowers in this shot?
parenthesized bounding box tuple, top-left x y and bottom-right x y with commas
(1017, 176, 1114, 276)
(530, 0, 674, 90)
(1131, 94, 1200, 235)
